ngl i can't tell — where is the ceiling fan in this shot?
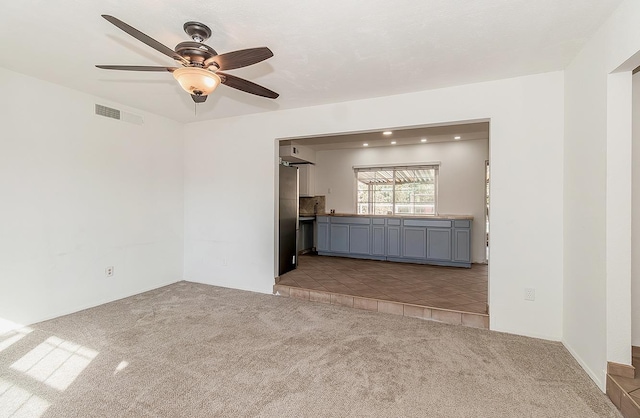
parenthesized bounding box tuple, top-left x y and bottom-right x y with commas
(96, 15, 278, 103)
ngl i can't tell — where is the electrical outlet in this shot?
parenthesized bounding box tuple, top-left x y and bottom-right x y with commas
(105, 266, 114, 277)
(222, 258, 228, 267)
(524, 288, 535, 301)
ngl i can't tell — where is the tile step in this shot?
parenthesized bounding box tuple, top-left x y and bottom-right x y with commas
(273, 284, 489, 330)
(607, 373, 640, 417)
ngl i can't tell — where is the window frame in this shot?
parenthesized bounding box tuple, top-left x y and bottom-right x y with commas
(354, 163, 439, 216)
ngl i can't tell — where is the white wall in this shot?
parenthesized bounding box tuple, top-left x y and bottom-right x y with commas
(563, 29, 609, 390)
(184, 71, 565, 341)
(633, 72, 640, 346)
(0, 67, 185, 329)
(314, 139, 488, 263)
(563, 0, 640, 390)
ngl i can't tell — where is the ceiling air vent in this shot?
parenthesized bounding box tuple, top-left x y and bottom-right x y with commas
(94, 104, 144, 125)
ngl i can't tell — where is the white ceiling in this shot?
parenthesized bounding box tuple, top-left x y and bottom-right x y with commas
(0, 0, 622, 123)
(282, 121, 490, 150)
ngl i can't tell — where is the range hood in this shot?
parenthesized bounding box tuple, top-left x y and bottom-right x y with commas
(279, 144, 316, 164)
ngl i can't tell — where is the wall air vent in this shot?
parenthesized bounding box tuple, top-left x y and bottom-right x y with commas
(95, 104, 120, 120)
(95, 104, 144, 125)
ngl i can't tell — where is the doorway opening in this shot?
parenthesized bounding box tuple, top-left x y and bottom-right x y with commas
(274, 120, 490, 327)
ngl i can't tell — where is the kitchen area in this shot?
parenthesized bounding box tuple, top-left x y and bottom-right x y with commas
(275, 123, 490, 327)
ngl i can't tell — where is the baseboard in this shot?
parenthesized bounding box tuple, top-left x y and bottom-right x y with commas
(489, 325, 561, 342)
(562, 340, 605, 392)
(608, 361, 635, 379)
(184, 278, 273, 295)
(633, 346, 640, 358)
(7, 279, 182, 331)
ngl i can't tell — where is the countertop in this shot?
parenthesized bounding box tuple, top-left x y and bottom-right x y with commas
(316, 213, 473, 220)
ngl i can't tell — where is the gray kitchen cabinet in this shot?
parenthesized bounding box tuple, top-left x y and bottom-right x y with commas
(387, 226, 401, 256)
(452, 220, 472, 263)
(371, 225, 385, 256)
(316, 217, 329, 252)
(316, 215, 471, 268)
(328, 216, 371, 254)
(350, 225, 370, 254)
(402, 227, 427, 259)
(387, 219, 401, 257)
(426, 228, 452, 261)
(330, 224, 349, 253)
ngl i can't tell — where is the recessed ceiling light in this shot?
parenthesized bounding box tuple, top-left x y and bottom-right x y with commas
(454, 136, 461, 140)
(391, 141, 397, 145)
(383, 131, 393, 136)
(421, 138, 427, 143)
(363, 143, 369, 147)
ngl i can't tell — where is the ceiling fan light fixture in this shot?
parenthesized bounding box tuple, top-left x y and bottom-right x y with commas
(172, 67, 221, 96)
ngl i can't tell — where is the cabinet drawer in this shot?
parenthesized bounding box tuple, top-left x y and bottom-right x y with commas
(454, 220, 471, 228)
(331, 217, 371, 225)
(404, 219, 451, 228)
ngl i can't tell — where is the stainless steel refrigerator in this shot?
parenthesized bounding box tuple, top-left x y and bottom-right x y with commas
(279, 164, 298, 276)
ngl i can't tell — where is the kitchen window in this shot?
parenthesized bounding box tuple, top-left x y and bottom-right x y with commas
(355, 165, 438, 215)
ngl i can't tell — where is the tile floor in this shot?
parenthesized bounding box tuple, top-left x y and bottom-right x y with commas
(278, 254, 488, 314)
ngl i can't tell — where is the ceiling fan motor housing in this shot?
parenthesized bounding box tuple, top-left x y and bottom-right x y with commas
(175, 41, 217, 65)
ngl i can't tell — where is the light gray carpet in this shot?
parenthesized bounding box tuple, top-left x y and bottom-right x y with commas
(0, 281, 620, 417)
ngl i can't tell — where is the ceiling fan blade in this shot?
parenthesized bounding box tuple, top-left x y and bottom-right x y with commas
(101, 15, 189, 65)
(219, 72, 279, 99)
(206, 47, 273, 71)
(191, 94, 208, 103)
(96, 65, 178, 72)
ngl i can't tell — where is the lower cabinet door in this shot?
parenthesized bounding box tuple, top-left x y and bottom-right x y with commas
(371, 226, 385, 256)
(387, 226, 401, 257)
(452, 228, 471, 262)
(426, 228, 452, 261)
(402, 227, 427, 259)
(349, 225, 370, 254)
(330, 224, 349, 253)
(317, 222, 329, 251)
